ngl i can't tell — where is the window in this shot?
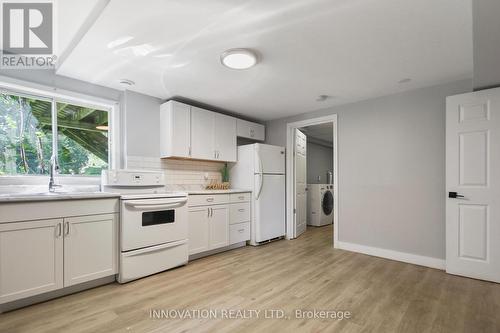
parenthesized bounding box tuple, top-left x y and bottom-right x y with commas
(0, 90, 112, 176)
(0, 93, 53, 175)
(56, 102, 109, 175)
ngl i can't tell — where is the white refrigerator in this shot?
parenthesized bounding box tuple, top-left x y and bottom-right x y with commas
(230, 143, 286, 245)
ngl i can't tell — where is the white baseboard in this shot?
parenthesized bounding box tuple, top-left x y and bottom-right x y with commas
(336, 241, 445, 270)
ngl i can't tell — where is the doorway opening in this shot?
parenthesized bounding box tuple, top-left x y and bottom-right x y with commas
(285, 115, 338, 247)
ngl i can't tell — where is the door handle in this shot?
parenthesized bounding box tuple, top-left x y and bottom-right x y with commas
(55, 223, 62, 237)
(64, 221, 70, 235)
(448, 192, 465, 199)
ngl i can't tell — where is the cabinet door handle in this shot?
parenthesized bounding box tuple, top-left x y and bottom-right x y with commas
(238, 208, 245, 212)
(206, 198, 214, 202)
(55, 223, 62, 237)
(64, 221, 70, 236)
(210, 208, 213, 217)
(238, 196, 245, 200)
(207, 208, 210, 217)
(238, 229, 245, 233)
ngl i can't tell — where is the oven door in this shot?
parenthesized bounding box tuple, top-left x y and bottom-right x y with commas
(121, 197, 188, 251)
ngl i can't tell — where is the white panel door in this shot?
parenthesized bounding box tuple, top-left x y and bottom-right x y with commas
(254, 144, 285, 174)
(0, 219, 63, 303)
(191, 107, 215, 160)
(209, 205, 229, 249)
(294, 129, 307, 238)
(446, 88, 500, 283)
(64, 214, 118, 287)
(214, 113, 237, 162)
(254, 174, 285, 242)
(188, 207, 210, 255)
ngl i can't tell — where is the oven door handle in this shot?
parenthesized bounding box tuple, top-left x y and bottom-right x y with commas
(124, 198, 187, 210)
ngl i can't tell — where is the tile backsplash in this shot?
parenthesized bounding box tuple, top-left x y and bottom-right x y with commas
(127, 156, 224, 190)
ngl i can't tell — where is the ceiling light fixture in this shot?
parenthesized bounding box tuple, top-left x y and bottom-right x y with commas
(316, 95, 333, 102)
(398, 78, 412, 84)
(221, 48, 258, 70)
(119, 79, 135, 86)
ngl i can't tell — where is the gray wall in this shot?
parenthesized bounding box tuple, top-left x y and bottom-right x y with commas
(473, 0, 500, 90)
(0, 70, 164, 166)
(266, 79, 472, 259)
(122, 90, 162, 159)
(307, 141, 333, 184)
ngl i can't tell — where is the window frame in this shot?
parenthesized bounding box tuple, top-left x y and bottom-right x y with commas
(0, 78, 119, 180)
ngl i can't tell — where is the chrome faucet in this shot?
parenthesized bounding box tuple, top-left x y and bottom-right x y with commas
(49, 155, 62, 192)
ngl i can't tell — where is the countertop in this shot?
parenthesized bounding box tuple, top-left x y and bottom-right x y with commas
(187, 189, 252, 195)
(0, 189, 252, 203)
(0, 192, 121, 203)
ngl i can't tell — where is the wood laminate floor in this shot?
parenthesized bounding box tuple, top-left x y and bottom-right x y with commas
(1, 224, 499, 333)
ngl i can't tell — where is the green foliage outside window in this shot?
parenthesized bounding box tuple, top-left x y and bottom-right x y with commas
(0, 92, 109, 176)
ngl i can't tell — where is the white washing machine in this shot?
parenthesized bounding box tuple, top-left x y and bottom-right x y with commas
(307, 184, 334, 226)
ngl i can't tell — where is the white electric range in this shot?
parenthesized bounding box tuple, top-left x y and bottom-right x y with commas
(101, 169, 188, 283)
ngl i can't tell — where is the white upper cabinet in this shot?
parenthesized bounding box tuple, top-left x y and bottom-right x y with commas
(160, 100, 264, 161)
(236, 119, 265, 141)
(191, 107, 216, 160)
(214, 113, 237, 162)
(160, 101, 191, 158)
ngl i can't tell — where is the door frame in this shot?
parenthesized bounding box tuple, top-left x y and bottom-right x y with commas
(285, 114, 338, 246)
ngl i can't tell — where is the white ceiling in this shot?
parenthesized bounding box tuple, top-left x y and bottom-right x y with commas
(56, 0, 105, 58)
(300, 123, 334, 145)
(57, 0, 473, 121)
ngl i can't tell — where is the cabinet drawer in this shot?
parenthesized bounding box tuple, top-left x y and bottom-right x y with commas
(229, 222, 250, 245)
(230, 202, 251, 224)
(188, 194, 229, 207)
(230, 192, 251, 203)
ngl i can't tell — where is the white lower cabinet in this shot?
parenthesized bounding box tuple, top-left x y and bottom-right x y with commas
(0, 219, 63, 304)
(188, 207, 210, 255)
(0, 212, 118, 304)
(229, 222, 251, 244)
(209, 206, 229, 249)
(188, 205, 229, 255)
(64, 214, 118, 287)
(188, 193, 251, 257)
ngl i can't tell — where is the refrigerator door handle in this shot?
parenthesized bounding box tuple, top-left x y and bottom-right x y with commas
(256, 173, 264, 200)
(256, 149, 263, 175)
